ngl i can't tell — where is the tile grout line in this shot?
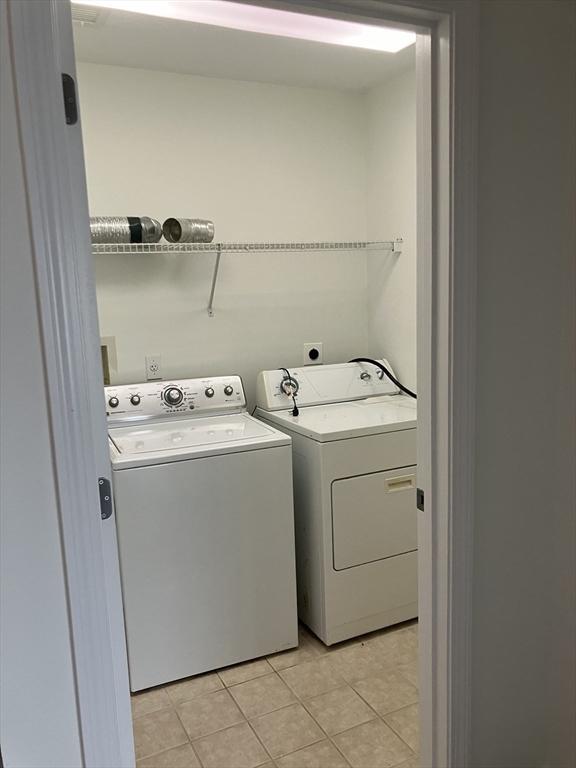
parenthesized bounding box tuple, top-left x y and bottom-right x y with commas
(133, 623, 418, 765)
(174, 687, 304, 767)
(133, 685, 275, 764)
(341, 687, 419, 758)
(286, 632, 368, 765)
(131, 691, 241, 766)
(348, 674, 419, 748)
(217, 658, 274, 688)
(170, 700, 205, 767)
(132, 700, 188, 763)
(176, 689, 249, 750)
(244, 717, 280, 767)
(192, 671, 286, 767)
(257, 669, 363, 765)
(138, 673, 416, 764)
(135, 691, 415, 765)
(245, 697, 330, 764)
(289, 680, 373, 767)
(381, 702, 420, 756)
(131, 703, 174, 721)
(132, 700, 202, 765)
(272, 652, 419, 764)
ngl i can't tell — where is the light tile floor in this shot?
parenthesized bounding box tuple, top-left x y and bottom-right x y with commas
(132, 621, 419, 768)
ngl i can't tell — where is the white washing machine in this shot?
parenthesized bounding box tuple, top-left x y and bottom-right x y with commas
(106, 376, 298, 691)
(256, 361, 417, 645)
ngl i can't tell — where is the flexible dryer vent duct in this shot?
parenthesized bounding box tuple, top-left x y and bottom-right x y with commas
(162, 218, 215, 243)
(89, 217, 162, 244)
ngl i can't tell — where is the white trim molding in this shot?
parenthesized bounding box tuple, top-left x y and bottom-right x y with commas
(442, 4, 478, 765)
(5, 0, 133, 765)
(417, 3, 478, 765)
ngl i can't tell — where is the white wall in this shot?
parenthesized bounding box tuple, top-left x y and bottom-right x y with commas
(366, 67, 417, 391)
(471, 1, 576, 766)
(77, 63, 372, 403)
(0, 3, 83, 765)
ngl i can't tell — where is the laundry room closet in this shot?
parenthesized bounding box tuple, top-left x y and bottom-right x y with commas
(74, 6, 416, 405)
(73, 4, 421, 764)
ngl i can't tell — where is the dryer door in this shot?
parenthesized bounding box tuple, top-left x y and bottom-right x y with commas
(331, 467, 417, 570)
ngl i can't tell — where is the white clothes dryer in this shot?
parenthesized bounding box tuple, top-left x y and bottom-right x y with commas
(106, 376, 298, 691)
(256, 361, 417, 645)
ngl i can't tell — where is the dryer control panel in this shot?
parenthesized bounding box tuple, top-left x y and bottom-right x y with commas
(105, 376, 245, 424)
(256, 361, 399, 411)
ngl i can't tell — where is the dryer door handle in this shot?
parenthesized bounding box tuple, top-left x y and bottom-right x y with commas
(385, 475, 415, 492)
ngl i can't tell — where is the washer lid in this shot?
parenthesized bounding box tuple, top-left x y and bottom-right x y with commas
(257, 395, 416, 442)
(109, 413, 289, 468)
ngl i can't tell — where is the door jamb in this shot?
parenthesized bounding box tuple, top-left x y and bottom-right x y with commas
(5, 0, 134, 765)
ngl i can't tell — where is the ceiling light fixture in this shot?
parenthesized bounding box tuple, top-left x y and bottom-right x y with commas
(70, 1, 416, 53)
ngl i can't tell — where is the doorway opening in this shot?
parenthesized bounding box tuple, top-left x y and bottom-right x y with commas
(72, 1, 423, 765)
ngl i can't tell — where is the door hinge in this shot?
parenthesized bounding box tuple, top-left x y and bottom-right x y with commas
(98, 477, 113, 520)
(416, 487, 425, 511)
(61, 73, 78, 125)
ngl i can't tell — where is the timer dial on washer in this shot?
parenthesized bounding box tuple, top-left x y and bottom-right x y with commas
(223, 385, 234, 396)
(130, 395, 141, 406)
(164, 386, 184, 406)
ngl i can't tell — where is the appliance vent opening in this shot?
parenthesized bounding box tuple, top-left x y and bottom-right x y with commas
(71, 5, 100, 24)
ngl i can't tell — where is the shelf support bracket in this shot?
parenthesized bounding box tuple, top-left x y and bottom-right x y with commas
(207, 246, 222, 317)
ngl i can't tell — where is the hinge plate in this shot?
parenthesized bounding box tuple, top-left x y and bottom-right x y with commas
(61, 73, 78, 125)
(98, 477, 113, 520)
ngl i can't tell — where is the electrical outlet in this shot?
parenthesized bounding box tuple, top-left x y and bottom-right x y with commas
(303, 342, 323, 365)
(145, 354, 162, 381)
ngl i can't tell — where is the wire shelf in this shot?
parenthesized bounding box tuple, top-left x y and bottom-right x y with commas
(92, 238, 403, 317)
(92, 239, 401, 255)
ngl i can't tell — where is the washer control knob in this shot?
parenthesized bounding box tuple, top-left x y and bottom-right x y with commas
(224, 385, 234, 396)
(130, 395, 141, 406)
(205, 387, 215, 398)
(164, 387, 183, 406)
(108, 396, 119, 409)
(360, 371, 372, 381)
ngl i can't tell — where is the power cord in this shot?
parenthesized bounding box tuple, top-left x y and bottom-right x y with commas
(349, 357, 417, 399)
(279, 367, 300, 416)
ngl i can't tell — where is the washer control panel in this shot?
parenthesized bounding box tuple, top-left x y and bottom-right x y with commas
(105, 376, 245, 424)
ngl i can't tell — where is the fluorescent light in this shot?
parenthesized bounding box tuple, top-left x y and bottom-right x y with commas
(71, 1, 416, 53)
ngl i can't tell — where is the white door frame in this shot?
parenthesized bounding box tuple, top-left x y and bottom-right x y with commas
(5, 0, 477, 766)
(5, 0, 134, 766)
